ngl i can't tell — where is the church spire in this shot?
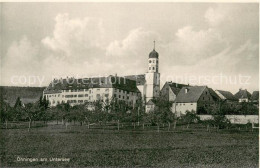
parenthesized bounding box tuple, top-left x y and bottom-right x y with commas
(153, 40, 155, 50)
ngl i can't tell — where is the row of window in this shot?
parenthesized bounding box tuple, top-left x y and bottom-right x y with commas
(64, 89, 85, 92)
(63, 88, 109, 93)
(149, 67, 158, 71)
(46, 94, 60, 98)
(114, 89, 131, 95)
(176, 103, 193, 106)
(149, 60, 158, 63)
(114, 94, 130, 100)
(66, 100, 89, 103)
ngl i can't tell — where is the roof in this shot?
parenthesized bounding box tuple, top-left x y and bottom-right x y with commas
(251, 91, 259, 101)
(234, 89, 251, 99)
(216, 90, 238, 101)
(124, 74, 146, 85)
(146, 99, 155, 105)
(208, 88, 221, 101)
(44, 76, 140, 94)
(149, 49, 159, 58)
(175, 86, 207, 103)
(168, 82, 188, 95)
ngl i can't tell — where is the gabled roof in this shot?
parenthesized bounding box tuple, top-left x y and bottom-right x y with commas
(146, 99, 156, 105)
(44, 76, 140, 94)
(168, 82, 188, 95)
(175, 86, 207, 103)
(234, 89, 251, 99)
(251, 91, 259, 101)
(216, 90, 238, 101)
(124, 74, 146, 85)
(208, 88, 221, 101)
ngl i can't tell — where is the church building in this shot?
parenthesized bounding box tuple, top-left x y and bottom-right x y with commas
(43, 42, 161, 108)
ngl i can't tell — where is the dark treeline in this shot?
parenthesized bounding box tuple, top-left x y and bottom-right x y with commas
(0, 92, 258, 132)
(0, 86, 45, 106)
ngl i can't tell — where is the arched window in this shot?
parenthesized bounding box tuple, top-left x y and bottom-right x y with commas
(149, 60, 152, 63)
(152, 67, 155, 70)
(149, 67, 151, 70)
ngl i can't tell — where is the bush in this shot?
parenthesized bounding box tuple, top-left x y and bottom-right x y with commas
(213, 115, 231, 129)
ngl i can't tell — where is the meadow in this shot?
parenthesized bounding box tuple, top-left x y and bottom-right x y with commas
(0, 123, 258, 167)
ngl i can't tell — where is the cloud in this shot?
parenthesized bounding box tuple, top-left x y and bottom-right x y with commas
(204, 4, 258, 45)
(161, 26, 228, 66)
(2, 36, 40, 75)
(42, 13, 105, 62)
(105, 28, 161, 75)
(204, 7, 229, 26)
(1, 36, 43, 86)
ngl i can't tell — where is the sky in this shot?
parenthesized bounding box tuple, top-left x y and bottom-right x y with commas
(1, 3, 259, 94)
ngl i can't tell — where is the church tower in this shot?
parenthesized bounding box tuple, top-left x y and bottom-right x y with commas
(145, 41, 160, 102)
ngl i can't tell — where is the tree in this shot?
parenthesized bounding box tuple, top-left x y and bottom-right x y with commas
(182, 110, 199, 129)
(0, 94, 13, 129)
(153, 96, 173, 132)
(110, 99, 129, 131)
(13, 97, 23, 121)
(23, 103, 41, 131)
(212, 115, 231, 130)
(38, 96, 50, 124)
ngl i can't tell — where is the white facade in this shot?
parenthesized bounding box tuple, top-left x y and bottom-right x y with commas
(239, 98, 249, 102)
(146, 104, 155, 113)
(172, 102, 197, 116)
(145, 73, 160, 102)
(44, 87, 139, 107)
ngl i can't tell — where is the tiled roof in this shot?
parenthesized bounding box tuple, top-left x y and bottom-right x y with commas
(44, 76, 140, 94)
(168, 82, 188, 95)
(175, 86, 207, 103)
(216, 90, 238, 101)
(251, 91, 259, 101)
(124, 74, 146, 85)
(234, 89, 251, 99)
(208, 88, 221, 101)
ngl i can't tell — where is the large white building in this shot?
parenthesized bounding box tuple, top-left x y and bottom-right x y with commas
(43, 44, 161, 107)
(44, 76, 141, 107)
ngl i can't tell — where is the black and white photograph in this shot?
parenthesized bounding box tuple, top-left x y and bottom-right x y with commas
(0, 1, 259, 167)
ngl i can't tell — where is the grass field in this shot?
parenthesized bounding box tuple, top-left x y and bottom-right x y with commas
(0, 123, 258, 167)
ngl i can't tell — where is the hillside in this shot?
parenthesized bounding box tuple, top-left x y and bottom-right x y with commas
(0, 86, 45, 106)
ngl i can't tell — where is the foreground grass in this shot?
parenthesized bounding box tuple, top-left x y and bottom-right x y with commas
(0, 124, 258, 167)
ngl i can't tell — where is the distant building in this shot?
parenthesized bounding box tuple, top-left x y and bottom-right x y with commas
(43, 76, 141, 107)
(234, 89, 251, 102)
(123, 42, 160, 103)
(172, 86, 217, 116)
(215, 90, 238, 102)
(251, 91, 259, 103)
(160, 82, 188, 102)
(215, 90, 238, 108)
(145, 99, 156, 113)
(44, 43, 161, 107)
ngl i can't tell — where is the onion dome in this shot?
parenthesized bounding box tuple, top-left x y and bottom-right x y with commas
(149, 49, 159, 58)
